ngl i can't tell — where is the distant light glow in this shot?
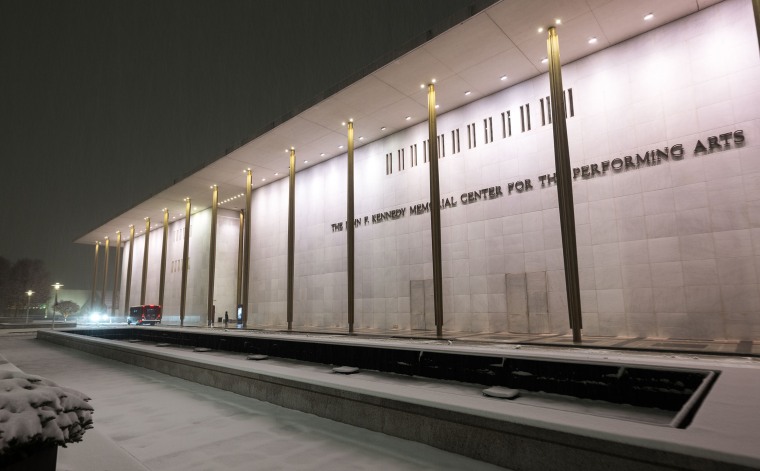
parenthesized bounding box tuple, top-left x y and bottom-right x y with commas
(381, 127, 386, 131)
(541, 57, 548, 64)
(588, 37, 598, 44)
(500, 75, 507, 81)
(555, 19, 561, 25)
(537, 27, 543, 33)
(644, 13, 654, 20)
(320, 153, 326, 157)
(304, 160, 308, 164)
(464, 91, 471, 96)
(339, 145, 344, 149)
(405, 116, 411, 121)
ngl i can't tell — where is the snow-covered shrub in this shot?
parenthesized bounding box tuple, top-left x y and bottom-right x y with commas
(0, 370, 93, 466)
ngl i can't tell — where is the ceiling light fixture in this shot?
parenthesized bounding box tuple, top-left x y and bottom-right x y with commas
(541, 57, 548, 64)
(588, 37, 598, 44)
(464, 91, 472, 96)
(644, 13, 654, 20)
(537, 27, 544, 33)
(381, 127, 387, 131)
(320, 153, 325, 157)
(555, 19, 561, 25)
(405, 116, 411, 120)
(500, 75, 508, 81)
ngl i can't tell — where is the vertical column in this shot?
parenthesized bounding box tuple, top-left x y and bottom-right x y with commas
(124, 225, 135, 314)
(547, 27, 582, 343)
(346, 120, 355, 333)
(236, 209, 244, 307)
(100, 237, 109, 310)
(207, 185, 218, 327)
(426, 82, 444, 338)
(140, 218, 150, 305)
(159, 208, 169, 308)
(287, 147, 296, 331)
(242, 170, 252, 326)
(754, 0, 760, 54)
(180, 198, 191, 327)
(111, 231, 122, 317)
(90, 241, 100, 313)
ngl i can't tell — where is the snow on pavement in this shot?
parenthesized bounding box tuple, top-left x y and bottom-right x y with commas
(0, 333, 506, 471)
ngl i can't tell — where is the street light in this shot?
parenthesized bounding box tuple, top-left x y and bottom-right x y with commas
(25, 290, 34, 325)
(51, 283, 63, 329)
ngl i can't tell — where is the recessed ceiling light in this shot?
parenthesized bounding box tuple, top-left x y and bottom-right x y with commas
(500, 75, 508, 81)
(381, 127, 387, 131)
(320, 153, 325, 157)
(359, 136, 364, 140)
(435, 104, 439, 109)
(405, 116, 411, 120)
(304, 160, 308, 164)
(588, 37, 598, 44)
(541, 57, 548, 64)
(555, 19, 561, 25)
(464, 91, 471, 96)
(275, 172, 279, 176)
(644, 13, 654, 20)
(338, 145, 344, 149)
(261, 178, 266, 181)
(537, 27, 544, 33)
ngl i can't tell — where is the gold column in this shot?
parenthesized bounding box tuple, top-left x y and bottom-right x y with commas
(90, 241, 100, 313)
(207, 185, 218, 326)
(180, 198, 191, 327)
(346, 120, 355, 333)
(100, 237, 109, 310)
(242, 170, 252, 326)
(427, 82, 444, 338)
(159, 208, 169, 308)
(547, 26, 582, 343)
(754, 0, 760, 55)
(124, 225, 135, 314)
(236, 209, 244, 307)
(287, 148, 296, 330)
(140, 217, 150, 305)
(111, 231, 122, 317)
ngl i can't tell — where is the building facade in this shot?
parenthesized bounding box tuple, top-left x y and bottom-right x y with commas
(100, 0, 760, 340)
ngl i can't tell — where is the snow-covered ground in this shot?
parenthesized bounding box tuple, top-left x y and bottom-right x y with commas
(0, 331, 506, 471)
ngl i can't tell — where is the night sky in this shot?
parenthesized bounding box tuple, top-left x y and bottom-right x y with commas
(1, 0, 479, 289)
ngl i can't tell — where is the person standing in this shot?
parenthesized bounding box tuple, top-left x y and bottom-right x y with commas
(224, 311, 229, 329)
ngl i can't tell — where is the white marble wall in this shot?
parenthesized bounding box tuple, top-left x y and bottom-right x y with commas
(126, 0, 760, 340)
(244, 0, 760, 340)
(119, 207, 239, 325)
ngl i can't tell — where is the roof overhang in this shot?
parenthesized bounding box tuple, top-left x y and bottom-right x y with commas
(76, 0, 724, 244)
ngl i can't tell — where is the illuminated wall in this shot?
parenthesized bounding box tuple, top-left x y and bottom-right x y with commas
(247, 0, 760, 339)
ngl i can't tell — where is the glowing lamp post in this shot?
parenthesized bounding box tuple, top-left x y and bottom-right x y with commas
(25, 290, 34, 325)
(51, 283, 63, 329)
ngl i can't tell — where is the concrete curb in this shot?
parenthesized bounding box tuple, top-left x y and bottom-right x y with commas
(37, 329, 759, 471)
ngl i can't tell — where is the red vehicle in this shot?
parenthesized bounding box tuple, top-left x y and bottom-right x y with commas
(128, 305, 162, 325)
